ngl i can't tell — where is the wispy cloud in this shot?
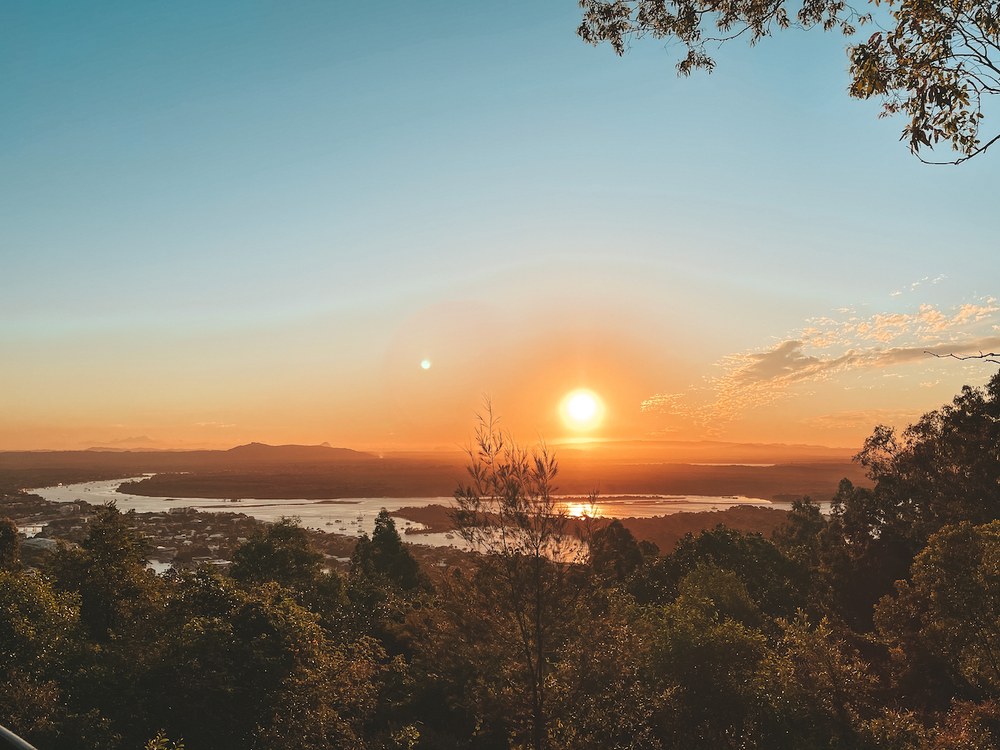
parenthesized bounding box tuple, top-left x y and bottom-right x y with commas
(643, 298, 1000, 430)
(891, 274, 948, 298)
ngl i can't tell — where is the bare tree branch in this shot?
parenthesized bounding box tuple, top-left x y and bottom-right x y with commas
(925, 350, 1000, 364)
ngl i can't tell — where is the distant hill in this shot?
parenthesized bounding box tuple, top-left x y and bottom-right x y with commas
(224, 443, 376, 463)
(551, 439, 857, 464)
(0, 443, 376, 485)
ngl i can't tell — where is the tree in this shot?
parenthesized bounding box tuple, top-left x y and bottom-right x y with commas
(853, 370, 1000, 551)
(350, 509, 424, 592)
(450, 406, 590, 750)
(641, 569, 784, 748)
(230, 517, 349, 638)
(872, 520, 1000, 739)
(0, 571, 83, 745)
(776, 612, 878, 746)
(901, 521, 1000, 694)
(774, 372, 1000, 630)
(588, 518, 653, 585)
(142, 570, 396, 750)
(45, 502, 163, 642)
(0, 517, 19, 573)
(230, 516, 324, 591)
(657, 524, 808, 622)
(772, 497, 827, 570)
(578, 0, 1000, 162)
(545, 594, 660, 750)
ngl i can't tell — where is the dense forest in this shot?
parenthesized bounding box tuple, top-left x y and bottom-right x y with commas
(2, 372, 1000, 750)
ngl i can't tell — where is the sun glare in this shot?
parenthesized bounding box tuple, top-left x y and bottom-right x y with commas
(560, 389, 604, 431)
(568, 393, 596, 421)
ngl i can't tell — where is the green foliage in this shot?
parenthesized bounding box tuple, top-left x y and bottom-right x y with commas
(0, 571, 82, 743)
(0, 517, 19, 572)
(589, 518, 654, 585)
(679, 563, 764, 627)
(858, 701, 1000, 749)
(546, 596, 660, 750)
(141, 569, 394, 750)
(847, 0, 1000, 160)
(230, 516, 324, 591)
(855, 372, 1000, 547)
(777, 612, 878, 744)
(0, 571, 80, 674)
(888, 521, 1000, 695)
(772, 496, 827, 569)
(229, 516, 350, 637)
(45, 502, 163, 642)
(652, 524, 808, 622)
(145, 731, 184, 750)
(822, 479, 913, 630)
(402, 569, 512, 747)
(346, 511, 430, 658)
(812, 372, 1000, 629)
(578, 0, 858, 71)
(642, 580, 783, 748)
(873, 576, 969, 711)
(350, 510, 424, 592)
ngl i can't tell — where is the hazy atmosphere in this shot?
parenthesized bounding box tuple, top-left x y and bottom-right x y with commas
(3, 0, 997, 452)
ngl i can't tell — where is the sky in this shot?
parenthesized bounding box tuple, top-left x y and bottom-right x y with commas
(1, 0, 998, 452)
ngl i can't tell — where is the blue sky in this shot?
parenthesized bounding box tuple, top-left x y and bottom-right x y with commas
(1, 0, 997, 450)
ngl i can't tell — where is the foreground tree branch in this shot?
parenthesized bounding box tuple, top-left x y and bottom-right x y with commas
(925, 350, 1000, 364)
(579, 0, 1000, 162)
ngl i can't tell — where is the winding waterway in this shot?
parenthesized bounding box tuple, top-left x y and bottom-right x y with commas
(32, 477, 776, 550)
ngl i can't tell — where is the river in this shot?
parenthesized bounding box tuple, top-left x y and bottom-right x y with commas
(31, 477, 778, 550)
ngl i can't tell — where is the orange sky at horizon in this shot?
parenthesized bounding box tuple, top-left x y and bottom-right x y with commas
(3, 294, 997, 454)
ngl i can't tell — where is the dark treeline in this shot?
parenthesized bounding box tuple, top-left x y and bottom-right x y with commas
(2, 372, 1000, 750)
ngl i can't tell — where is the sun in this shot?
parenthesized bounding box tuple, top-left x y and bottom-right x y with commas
(568, 393, 596, 421)
(560, 390, 604, 431)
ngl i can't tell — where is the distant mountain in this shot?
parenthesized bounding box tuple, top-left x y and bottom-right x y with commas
(224, 443, 376, 462)
(0, 443, 376, 476)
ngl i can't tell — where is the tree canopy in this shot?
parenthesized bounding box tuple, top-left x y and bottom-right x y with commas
(578, 0, 1000, 162)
